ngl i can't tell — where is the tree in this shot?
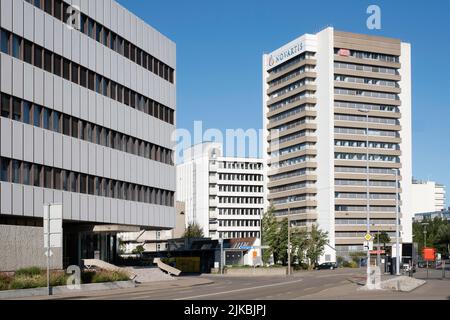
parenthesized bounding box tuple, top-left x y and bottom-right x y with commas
(374, 231, 391, 254)
(413, 217, 450, 254)
(132, 245, 145, 255)
(436, 224, 450, 256)
(183, 222, 204, 238)
(261, 206, 278, 264)
(291, 228, 308, 266)
(305, 224, 328, 268)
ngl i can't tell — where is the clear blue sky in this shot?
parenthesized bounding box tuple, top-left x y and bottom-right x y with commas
(118, 0, 450, 205)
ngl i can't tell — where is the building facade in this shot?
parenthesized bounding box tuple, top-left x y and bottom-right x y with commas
(0, 0, 176, 271)
(412, 180, 446, 214)
(262, 27, 412, 261)
(177, 142, 264, 240)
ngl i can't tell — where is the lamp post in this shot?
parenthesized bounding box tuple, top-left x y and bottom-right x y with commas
(394, 168, 400, 276)
(358, 109, 371, 287)
(421, 222, 429, 278)
(287, 205, 291, 276)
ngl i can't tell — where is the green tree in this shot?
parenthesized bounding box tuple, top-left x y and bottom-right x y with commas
(183, 222, 204, 238)
(374, 231, 391, 254)
(436, 224, 450, 255)
(305, 225, 328, 268)
(413, 217, 450, 254)
(132, 245, 145, 255)
(291, 228, 308, 266)
(261, 206, 278, 264)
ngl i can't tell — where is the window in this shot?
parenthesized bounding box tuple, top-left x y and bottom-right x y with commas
(53, 168, 61, 190)
(54, 55, 62, 76)
(1, 30, 9, 54)
(95, 75, 101, 94)
(12, 99, 21, 121)
(62, 170, 69, 191)
(24, 40, 33, 64)
(70, 172, 78, 192)
(44, 0, 53, 15)
(34, 0, 42, 9)
(63, 115, 70, 136)
(88, 71, 95, 91)
(96, 24, 102, 43)
(43, 108, 50, 129)
(44, 51, 52, 72)
(23, 163, 31, 185)
(1, 94, 10, 118)
(52, 111, 61, 133)
(54, 0, 62, 21)
(71, 118, 78, 138)
(110, 33, 116, 51)
(88, 176, 95, 195)
(12, 35, 21, 59)
(80, 174, 87, 193)
(33, 165, 41, 187)
(33, 105, 42, 127)
(63, 59, 70, 80)
(88, 19, 95, 39)
(0, 158, 9, 182)
(34, 46, 43, 68)
(80, 67, 87, 87)
(44, 167, 52, 188)
(23, 101, 31, 124)
(72, 64, 79, 84)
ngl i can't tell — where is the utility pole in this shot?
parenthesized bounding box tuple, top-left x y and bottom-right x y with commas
(422, 222, 429, 278)
(395, 168, 400, 276)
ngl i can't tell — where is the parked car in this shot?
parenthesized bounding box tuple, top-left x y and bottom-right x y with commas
(315, 262, 337, 270)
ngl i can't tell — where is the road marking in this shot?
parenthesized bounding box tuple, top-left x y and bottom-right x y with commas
(176, 279, 304, 300)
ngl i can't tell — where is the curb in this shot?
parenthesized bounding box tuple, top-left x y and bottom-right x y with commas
(0, 281, 136, 299)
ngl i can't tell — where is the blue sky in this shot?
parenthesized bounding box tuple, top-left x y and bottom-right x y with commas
(118, 0, 450, 205)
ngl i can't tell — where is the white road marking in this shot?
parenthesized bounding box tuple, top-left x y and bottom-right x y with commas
(176, 279, 304, 300)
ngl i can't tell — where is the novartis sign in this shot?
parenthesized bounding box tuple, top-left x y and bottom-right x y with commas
(268, 42, 305, 68)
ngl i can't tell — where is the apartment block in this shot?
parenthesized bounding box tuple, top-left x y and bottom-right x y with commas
(262, 27, 412, 261)
(0, 0, 176, 271)
(177, 142, 264, 240)
(412, 180, 446, 214)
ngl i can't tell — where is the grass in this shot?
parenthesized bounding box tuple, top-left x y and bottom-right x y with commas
(0, 267, 130, 291)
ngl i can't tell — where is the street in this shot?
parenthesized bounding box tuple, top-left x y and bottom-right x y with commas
(20, 268, 449, 300)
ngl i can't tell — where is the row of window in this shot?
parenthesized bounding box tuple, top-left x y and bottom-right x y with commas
(271, 155, 314, 169)
(0, 157, 174, 206)
(0, 29, 175, 125)
(0, 93, 173, 165)
(268, 90, 314, 112)
(268, 104, 314, 123)
(269, 78, 315, 99)
(268, 52, 315, 75)
(271, 142, 314, 158)
(218, 197, 263, 204)
(334, 127, 399, 138)
(334, 88, 399, 101)
(335, 153, 399, 163)
(335, 179, 398, 187)
(334, 166, 397, 175)
(268, 65, 315, 88)
(26, 0, 175, 83)
(218, 161, 263, 170)
(218, 173, 263, 182)
(219, 220, 261, 227)
(334, 114, 399, 125)
(335, 48, 399, 63)
(335, 140, 399, 150)
(218, 185, 263, 193)
(335, 205, 397, 212)
(272, 117, 313, 134)
(272, 195, 315, 205)
(335, 192, 397, 200)
(335, 231, 396, 238)
(270, 182, 314, 194)
(218, 208, 262, 216)
(335, 219, 396, 225)
(274, 207, 314, 216)
(218, 231, 260, 239)
(334, 75, 399, 88)
(270, 129, 315, 146)
(334, 62, 399, 75)
(334, 101, 399, 113)
(269, 168, 313, 181)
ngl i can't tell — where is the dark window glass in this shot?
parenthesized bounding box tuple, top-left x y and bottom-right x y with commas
(79, 121, 85, 140)
(80, 67, 87, 87)
(88, 176, 94, 195)
(63, 115, 70, 136)
(33, 105, 42, 127)
(110, 33, 116, 51)
(52, 111, 61, 133)
(118, 38, 124, 55)
(24, 40, 33, 64)
(95, 75, 101, 94)
(0, 158, 9, 182)
(71, 118, 78, 138)
(54, 168, 61, 190)
(80, 174, 87, 193)
(96, 25, 102, 43)
(44, 51, 52, 72)
(124, 88, 130, 106)
(34, 0, 42, 9)
(110, 83, 116, 100)
(72, 64, 79, 84)
(54, 0, 62, 21)
(43, 108, 50, 129)
(62, 2, 70, 23)
(44, 0, 52, 15)
(103, 79, 108, 97)
(23, 101, 31, 124)
(148, 56, 153, 72)
(12, 35, 21, 59)
(88, 19, 95, 39)
(33, 165, 41, 187)
(124, 41, 129, 59)
(12, 99, 21, 121)
(70, 172, 78, 192)
(54, 55, 62, 76)
(95, 177, 101, 196)
(88, 71, 95, 91)
(63, 59, 70, 81)
(62, 170, 69, 191)
(95, 125, 100, 145)
(12, 160, 20, 183)
(23, 163, 31, 185)
(130, 45, 135, 62)
(44, 167, 52, 188)
(136, 49, 141, 66)
(86, 123, 92, 142)
(80, 13, 86, 33)
(1, 94, 11, 118)
(103, 29, 109, 47)
(34, 46, 43, 68)
(117, 85, 122, 103)
(1, 30, 9, 54)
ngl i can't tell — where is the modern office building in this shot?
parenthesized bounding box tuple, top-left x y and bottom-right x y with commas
(414, 209, 450, 223)
(262, 27, 412, 261)
(411, 180, 446, 214)
(177, 142, 264, 240)
(0, 0, 176, 271)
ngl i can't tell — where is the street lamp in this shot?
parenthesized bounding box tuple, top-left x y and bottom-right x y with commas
(394, 168, 400, 276)
(287, 205, 292, 276)
(358, 108, 371, 287)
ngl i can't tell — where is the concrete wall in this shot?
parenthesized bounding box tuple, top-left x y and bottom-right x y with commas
(0, 224, 62, 272)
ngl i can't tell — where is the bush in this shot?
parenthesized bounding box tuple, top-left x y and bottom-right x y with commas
(0, 273, 13, 291)
(15, 267, 42, 277)
(82, 270, 129, 284)
(343, 261, 359, 268)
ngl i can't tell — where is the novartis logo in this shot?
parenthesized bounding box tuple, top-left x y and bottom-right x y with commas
(268, 42, 304, 68)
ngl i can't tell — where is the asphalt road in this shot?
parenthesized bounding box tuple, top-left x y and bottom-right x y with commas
(58, 268, 365, 300)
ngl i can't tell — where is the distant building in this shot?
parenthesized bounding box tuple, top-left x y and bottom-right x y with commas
(411, 180, 446, 214)
(414, 209, 450, 223)
(177, 142, 264, 240)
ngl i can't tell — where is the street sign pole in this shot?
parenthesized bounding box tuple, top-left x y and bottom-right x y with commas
(287, 206, 291, 276)
(45, 204, 51, 296)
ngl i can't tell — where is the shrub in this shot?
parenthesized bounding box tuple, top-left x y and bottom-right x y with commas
(15, 267, 42, 277)
(0, 273, 13, 291)
(91, 270, 129, 283)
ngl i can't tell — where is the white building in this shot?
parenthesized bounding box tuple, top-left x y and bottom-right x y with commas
(177, 142, 264, 240)
(411, 180, 446, 214)
(262, 28, 413, 262)
(0, 0, 176, 271)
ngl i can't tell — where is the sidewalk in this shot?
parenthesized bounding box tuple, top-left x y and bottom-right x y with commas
(10, 277, 214, 300)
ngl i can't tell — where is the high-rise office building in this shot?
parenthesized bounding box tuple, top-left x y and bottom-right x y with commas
(177, 142, 264, 240)
(262, 27, 412, 261)
(0, 0, 176, 271)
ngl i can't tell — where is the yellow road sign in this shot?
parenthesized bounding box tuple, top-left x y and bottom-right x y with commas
(364, 234, 373, 241)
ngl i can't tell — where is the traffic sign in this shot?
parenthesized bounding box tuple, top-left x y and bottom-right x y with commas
(364, 234, 373, 241)
(369, 250, 385, 255)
